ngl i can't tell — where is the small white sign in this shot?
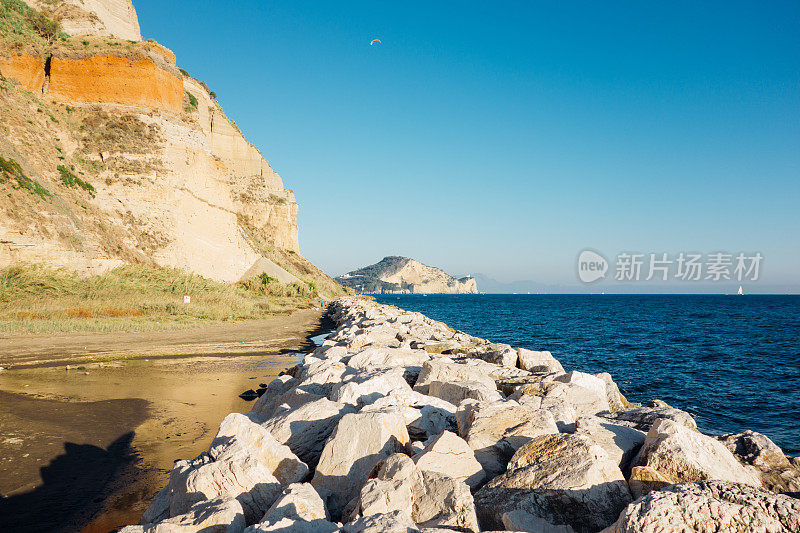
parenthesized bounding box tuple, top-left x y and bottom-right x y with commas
(183, 295, 191, 304)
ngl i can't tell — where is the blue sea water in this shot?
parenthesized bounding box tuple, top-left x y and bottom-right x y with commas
(372, 294, 800, 454)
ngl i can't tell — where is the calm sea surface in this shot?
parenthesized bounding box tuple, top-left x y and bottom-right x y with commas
(372, 294, 800, 454)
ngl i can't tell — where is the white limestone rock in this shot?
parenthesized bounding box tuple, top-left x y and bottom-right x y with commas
(574, 416, 645, 471)
(140, 497, 245, 533)
(412, 470, 480, 532)
(167, 448, 282, 524)
(210, 413, 308, 486)
(633, 417, 761, 494)
(457, 400, 559, 478)
(474, 433, 631, 532)
(474, 343, 518, 368)
(346, 346, 430, 371)
(427, 380, 503, 405)
(361, 389, 456, 440)
(517, 349, 564, 374)
(259, 483, 328, 525)
(597, 401, 697, 432)
(413, 430, 486, 489)
(604, 481, 800, 532)
(330, 369, 412, 406)
(312, 409, 411, 518)
(413, 359, 497, 395)
(595, 372, 628, 412)
(262, 397, 356, 467)
(248, 376, 298, 422)
(342, 510, 420, 533)
(717, 429, 800, 493)
(245, 517, 340, 533)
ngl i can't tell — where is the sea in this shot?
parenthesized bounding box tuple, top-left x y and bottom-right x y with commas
(372, 294, 800, 454)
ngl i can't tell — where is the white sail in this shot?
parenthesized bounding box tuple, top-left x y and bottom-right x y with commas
(738, 285, 744, 295)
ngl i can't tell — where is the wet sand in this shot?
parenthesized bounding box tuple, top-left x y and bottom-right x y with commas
(0, 310, 329, 532)
(0, 307, 326, 369)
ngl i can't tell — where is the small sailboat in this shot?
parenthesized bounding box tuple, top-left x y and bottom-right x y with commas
(737, 285, 744, 295)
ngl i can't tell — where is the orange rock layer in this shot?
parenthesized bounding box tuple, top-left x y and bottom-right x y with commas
(0, 54, 45, 93)
(48, 54, 182, 113)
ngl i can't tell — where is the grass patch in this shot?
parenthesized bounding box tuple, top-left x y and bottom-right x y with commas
(0, 0, 68, 49)
(184, 90, 198, 113)
(0, 155, 51, 200)
(57, 164, 95, 196)
(77, 108, 164, 159)
(0, 263, 318, 333)
(238, 272, 318, 298)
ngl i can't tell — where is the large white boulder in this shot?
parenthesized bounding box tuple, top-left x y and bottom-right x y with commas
(361, 389, 456, 440)
(427, 380, 503, 405)
(342, 510, 420, 533)
(258, 483, 328, 525)
(633, 418, 761, 493)
(248, 376, 298, 422)
(347, 452, 479, 532)
(717, 430, 800, 493)
(598, 401, 697, 432)
(605, 481, 800, 532)
(574, 416, 645, 471)
(329, 369, 412, 406)
(262, 397, 356, 467)
(210, 413, 308, 485)
(169, 448, 283, 524)
(473, 343, 518, 368)
(474, 433, 631, 532)
(346, 346, 430, 371)
(312, 409, 410, 518)
(457, 400, 559, 478)
(134, 497, 245, 533)
(245, 517, 339, 533)
(413, 431, 486, 489)
(413, 360, 497, 394)
(412, 471, 480, 532)
(517, 349, 564, 374)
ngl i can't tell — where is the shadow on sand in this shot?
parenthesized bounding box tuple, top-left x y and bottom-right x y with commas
(0, 432, 137, 533)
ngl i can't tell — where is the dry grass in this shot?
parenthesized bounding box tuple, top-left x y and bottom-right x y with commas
(0, 263, 319, 333)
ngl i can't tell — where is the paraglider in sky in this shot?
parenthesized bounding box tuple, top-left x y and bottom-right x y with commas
(370, 39, 381, 46)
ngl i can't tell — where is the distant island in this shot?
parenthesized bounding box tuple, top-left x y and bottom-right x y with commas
(336, 256, 478, 294)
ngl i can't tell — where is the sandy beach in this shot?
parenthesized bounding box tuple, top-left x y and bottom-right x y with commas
(0, 309, 330, 532)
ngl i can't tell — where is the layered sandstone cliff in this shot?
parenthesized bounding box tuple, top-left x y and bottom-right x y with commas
(337, 256, 478, 294)
(0, 1, 326, 287)
(27, 0, 141, 41)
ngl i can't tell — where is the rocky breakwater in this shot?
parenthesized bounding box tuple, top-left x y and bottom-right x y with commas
(120, 298, 800, 532)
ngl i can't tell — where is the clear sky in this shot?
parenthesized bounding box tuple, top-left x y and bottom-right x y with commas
(134, 1, 799, 291)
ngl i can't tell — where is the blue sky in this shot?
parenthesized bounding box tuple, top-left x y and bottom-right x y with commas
(135, 1, 799, 290)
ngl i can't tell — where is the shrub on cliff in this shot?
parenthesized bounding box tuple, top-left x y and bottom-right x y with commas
(57, 164, 95, 197)
(0, 0, 67, 47)
(0, 155, 51, 200)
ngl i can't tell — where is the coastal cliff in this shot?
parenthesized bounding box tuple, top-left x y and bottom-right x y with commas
(119, 298, 800, 532)
(337, 256, 478, 294)
(0, 0, 322, 286)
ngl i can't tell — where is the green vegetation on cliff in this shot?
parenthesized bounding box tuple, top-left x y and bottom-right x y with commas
(0, 263, 321, 333)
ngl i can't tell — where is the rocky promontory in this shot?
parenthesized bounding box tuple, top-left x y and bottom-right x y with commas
(119, 297, 800, 532)
(337, 256, 477, 294)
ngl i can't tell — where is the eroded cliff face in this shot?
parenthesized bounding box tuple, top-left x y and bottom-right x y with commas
(27, 0, 141, 41)
(0, 1, 307, 284)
